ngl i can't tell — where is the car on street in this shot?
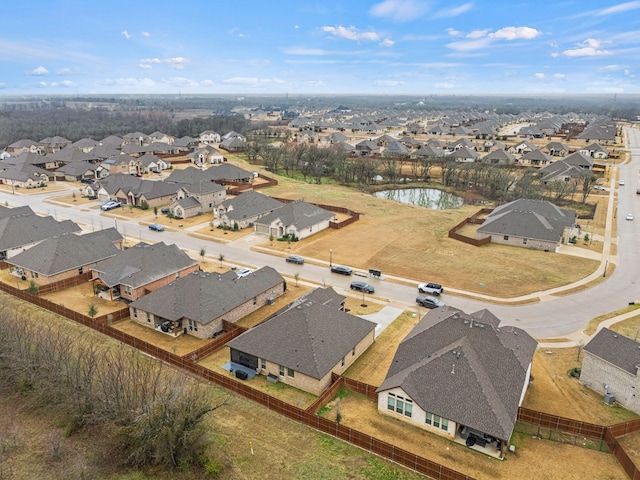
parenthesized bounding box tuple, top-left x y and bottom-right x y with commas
(100, 200, 121, 211)
(80, 177, 94, 184)
(593, 185, 606, 191)
(417, 282, 444, 295)
(236, 268, 252, 278)
(350, 281, 375, 294)
(285, 255, 304, 264)
(331, 265, 353, 275)
(619, 180, 626, 186)
(626, 213, 634, 221)
(148, 223, 165, 231)
(416, 295, 445, 309)
(161, 207, 170, 214)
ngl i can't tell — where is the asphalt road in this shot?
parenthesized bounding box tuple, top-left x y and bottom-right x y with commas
(3, 126, 639, 339)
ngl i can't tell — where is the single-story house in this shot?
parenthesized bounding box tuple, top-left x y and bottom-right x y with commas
(253, 199, 335, 240)
(128, 266, 285, 338)
(227, 287, 376, 395)
(168, 181, 226, 218)
(476, 198, 577, 252)
(216, 190, 284, 230)
(376, 306, 536, 458)
(580, 328, 640, 415)
(5, 228, 122, 285)
(188, 146, 224, 165)
(91, 242, 199, 302)
(0, 207, 81, 260)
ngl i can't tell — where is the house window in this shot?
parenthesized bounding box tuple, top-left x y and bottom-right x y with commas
(404, 401, 412, 418)
(146, 313, 151, 323)
(279, 365, 285, 376)
(341, 357, 345, 367)
(503, 235, 509, 241)
(175, 272, 180, 279)
(132, 308, 138, 318)
(188, 319, 198, 332)
(426, 412, 445, 429)
(441, 418, 448, 431)
(253, 297, 257, 305)
(123, 285, 132, 295)
(78, 266, 83, 274)
(388, 394, 395, 411)
(287, 368, 294, 378)
(523, 238, 528, 245)
(261, 358, 266, 369)
(352, 347, 356, 356)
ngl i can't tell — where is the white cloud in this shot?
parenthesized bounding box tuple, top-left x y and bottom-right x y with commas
(534, 73, 545, 79)
(596, 1, 640, 16)
(38, 82, 47, 87)
(466, 30, 488, 39)
(294, 25, 299, 29)
(554, 73, 566, 79)
(599, 64, 625, 71)
(121, 31, 131, 39)
(374, 80, 405, 86)
(303, 80, 326, 87)
(563, 38, 611, 57)
(433, 3, 474, 18)
(322, 25, 380, 42)
(138, 57, 191, 69)
(201, 80, 215, 87)
(51, 80, 76, 88)
(446, 37, 492, 52)
(446, 28, 463, 37)
(102, 77, 156, 87)
(369, 0, 430, 22)
(221, 77, 285, 87)
(489, 27, 541, 41)
(29, 66, 49, 76)
(434, 81, 456, 88)
(142, 31, 150, 37)
(380, 38, 395, 47)
(162, 77, 198, 88)
(56, 68, 73, 75)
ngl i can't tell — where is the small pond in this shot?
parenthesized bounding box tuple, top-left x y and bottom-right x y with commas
(373, 188, 464, 210)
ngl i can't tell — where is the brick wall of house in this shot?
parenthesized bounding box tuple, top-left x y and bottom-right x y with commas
(377, 386, 457, 439)
(123, 263, 200, 301)
(580, 352, 640, 415)
(256, 329, 375, 396)
(18, 266, 87, 286)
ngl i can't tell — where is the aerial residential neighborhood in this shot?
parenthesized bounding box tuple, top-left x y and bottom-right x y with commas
(0, 94, 639, 480)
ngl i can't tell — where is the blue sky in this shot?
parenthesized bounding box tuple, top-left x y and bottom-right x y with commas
(1, 0, 639, 95)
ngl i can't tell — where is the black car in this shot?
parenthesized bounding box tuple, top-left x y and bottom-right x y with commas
(350, 281, 375, 293)
(286, 255, 304, 264)
(331, 265, 352, 275)
(416, 295, 445, 309)
(80, 177, 94, 184)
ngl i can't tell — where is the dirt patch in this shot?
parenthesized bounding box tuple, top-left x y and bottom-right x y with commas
(111, 319, 209, 356)
(523, 347, 638, 425)
(321, 392, 626, 480)
(40, 281, 128, 316)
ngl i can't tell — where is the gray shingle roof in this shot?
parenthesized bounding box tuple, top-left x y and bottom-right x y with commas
(477, 199, 576, 243)
(377, 306, 537, 441)
(255, 200, 334, 231)
(227, 288, 375, 379)
(219, 190, 283, 222)
(0, 212, 81, 252)
(584, 328, 640, 375)
(129, 266, 284, 324)
(94, 242, 197, 288)
(7, 230, 120, 276)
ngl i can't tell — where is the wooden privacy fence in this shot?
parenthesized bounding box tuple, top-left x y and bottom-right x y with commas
(516, 407, 606, 439)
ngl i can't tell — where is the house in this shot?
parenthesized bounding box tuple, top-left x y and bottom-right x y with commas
(508, 140, 538, 155)
(253, 200, 335, 240)
(0, 207, 81, 260)
(55, 161, 99, 182)
(91, 242, 199, 302)
(128, 266, 285, 339)
(168, 181, 226, 218)
(5, 228, 122, 285)
(355, 140, 381, 156)
(199, 130, 221, 144)
(376, 306, 536, 457)
(519, 149, 552, 167)
(39, 136, 71, 153)
(542, 142, 570, 157)
(580, 328, 640, 415)
(481, 149, 516, 165)
(447, 146, 479, 163)
(138, 153, 170, 173)
(538, 152, 594, 184)
(227, 287, 376, 395)
(188, 146, 224, 165)
(410, 144, 444, 160)
(6, 139, 42, 155)
(580, 143, 609, 160)
(219, 137, 247, 152)
(477, 198, 577, 251)
(216, 190, 284, 230)
(0, 164, 50, 189)
(96, 154, 141, 177)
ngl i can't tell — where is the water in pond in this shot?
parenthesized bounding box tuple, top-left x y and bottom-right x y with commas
(373, 188, 463, 210)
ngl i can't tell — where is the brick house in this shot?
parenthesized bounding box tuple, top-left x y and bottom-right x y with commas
(580, 328, 640, 415)
(5, 229, 122, 286)
(91, 242, 199, 302)
(128, 266, 284, 338)
(227, 287, 376, 395)
(376, 306, 536, 458)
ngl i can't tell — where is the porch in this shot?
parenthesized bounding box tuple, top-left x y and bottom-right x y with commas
(454, 425, 504, 459)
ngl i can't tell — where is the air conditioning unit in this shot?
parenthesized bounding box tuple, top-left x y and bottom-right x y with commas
(604, 392, 615, 405)
(267, 297, 274, 305)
